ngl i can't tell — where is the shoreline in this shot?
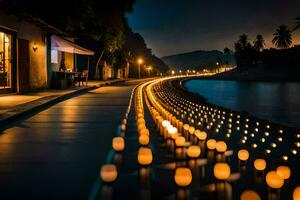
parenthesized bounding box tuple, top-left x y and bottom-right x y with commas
(172, 77, 299, 130)
(207, 65, 300, 82)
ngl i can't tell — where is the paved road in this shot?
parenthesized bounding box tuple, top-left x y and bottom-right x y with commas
(0, 82, 138, 199)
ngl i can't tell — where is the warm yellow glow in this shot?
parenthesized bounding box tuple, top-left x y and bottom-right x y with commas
(138, 58, 143, 64)
(198, 131, 207, 140)
(293, 186, 300, 200)
(174, 168, 192, 187)
(216, 141, 227, 153)
(254, 159, 266, 171)
(213, 163, 231, 180)
(139, 134, 150, 146)
(240, 190, 261, 200)
(187, 145, 201, 158)
(276, 166, 291, 180)
(175, 137, 186, 147)
(162, 120, 170, 127)
(138, 147, 153, 165)
(207, 139, 217, 150)
(100, 164, 118, 183)
(140, 128, 149, 136)
(188, 126, 195, 134)
(266, 171, 284, 189)
(238, 149, 249, 161)
(112, 137, 125, 152)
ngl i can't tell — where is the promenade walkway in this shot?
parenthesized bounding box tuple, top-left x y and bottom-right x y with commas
(0, 79, 146, 199)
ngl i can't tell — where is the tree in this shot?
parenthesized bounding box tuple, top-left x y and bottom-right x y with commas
(293, 15, 300, 31)
(238, 34, 249, 49)
(253, 34, 265, 51)
(234, 34, 256, 67)
(272, 25, 292, 49)
(223, 47, 231, 65)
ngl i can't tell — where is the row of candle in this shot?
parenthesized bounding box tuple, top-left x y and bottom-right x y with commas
(99, 84, 137, 184)
(143, 77, 300, 199)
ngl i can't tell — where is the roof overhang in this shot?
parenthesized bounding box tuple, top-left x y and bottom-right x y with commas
(51, 35, 94, 56)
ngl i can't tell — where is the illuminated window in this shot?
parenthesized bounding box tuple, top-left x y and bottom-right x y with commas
(0, 32, 12, 89)
(51, 50, 58, 64)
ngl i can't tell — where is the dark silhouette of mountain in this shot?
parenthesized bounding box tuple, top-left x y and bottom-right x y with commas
(161, 50, 235, 70)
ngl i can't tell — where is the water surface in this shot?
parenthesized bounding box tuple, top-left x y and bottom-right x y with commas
(185, 79, 300, 128)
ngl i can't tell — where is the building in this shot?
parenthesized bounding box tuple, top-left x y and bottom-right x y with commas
(0, 9, 94, 94)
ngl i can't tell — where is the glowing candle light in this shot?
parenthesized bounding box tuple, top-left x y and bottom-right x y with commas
(112, 137, 125, 152)
(174, 168, 192, 187)
(282, 155, 288, 161)
(207, 139, 217, 150)
(216, 141, 227, 153)
(198, 131, 207, 140)
(276, 166, 291, 180)
(266, 171, 284, 189)
(139, 134, 149, 146)
(293, 186, 300, 200)
(100, 164, 118, 183)
(175, 137, 186, 147)
(238, 149, 249, 161)
(121, 124, 126, 132)
(254, 159, 266, 171)
(213, 163, 231, 180)
(240, 190, 261, 200)
(138, 147, 153, 166)
(187, 145, 201, 158)
(162, 120, 170, 127)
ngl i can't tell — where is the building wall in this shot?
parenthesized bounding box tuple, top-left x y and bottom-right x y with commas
(0, 12, 47, 91)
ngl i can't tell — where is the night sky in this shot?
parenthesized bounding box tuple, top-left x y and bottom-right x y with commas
(128, 0, 300, 57)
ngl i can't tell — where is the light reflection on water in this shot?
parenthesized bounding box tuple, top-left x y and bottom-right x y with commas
(185, 79, 300, 128)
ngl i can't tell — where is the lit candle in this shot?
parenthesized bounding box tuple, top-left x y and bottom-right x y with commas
(112, 137, 125, 152)
(174, 167, 192, 187)
(100, 164, 118, 183)
(276, 166, 291, 180)
(238, 149, 249, 161)
(266, 171, 284, 189)
(254, 159, 266, 171)
(240, 190, 261, 200)
(213, 163, 231, 180)
(207, 139, 217, 150)
(216, 141, 227, 153)
(175, 137, 186, 147)
(138, 147, 153, 166)
(293, 186, 300, 200)
(187, 145, 201, 158)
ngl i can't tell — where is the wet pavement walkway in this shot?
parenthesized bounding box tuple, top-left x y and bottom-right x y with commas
(0, 81, 140, 199)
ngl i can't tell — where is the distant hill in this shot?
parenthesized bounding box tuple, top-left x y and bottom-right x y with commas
(161, 50, 236, 70)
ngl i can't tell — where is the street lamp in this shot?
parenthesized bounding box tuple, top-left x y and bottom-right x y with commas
(137, 58, 143, 79)
(216, 61, 220, 73)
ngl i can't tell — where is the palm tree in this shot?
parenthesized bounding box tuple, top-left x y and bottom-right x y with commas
(272, 25, 292, 49)
(293, 15, 300, 31)
(238, 34, 249, 49)
(253, 34, 265, 51)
